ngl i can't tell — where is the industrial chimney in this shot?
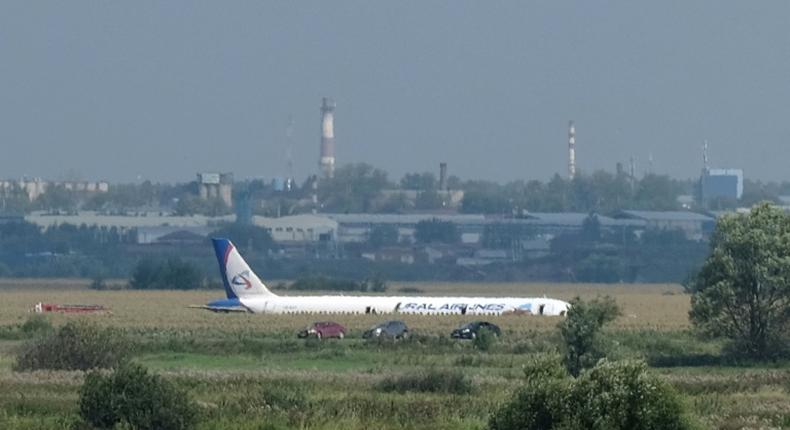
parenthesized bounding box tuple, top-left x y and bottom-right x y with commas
(439, 162, 448, 190)
(319, 97, 336, 179)
(568, 120, 576, 180)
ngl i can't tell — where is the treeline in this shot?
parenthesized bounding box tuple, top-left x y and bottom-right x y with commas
(0, 221, 275, 280)
(6, 163, 790, 217)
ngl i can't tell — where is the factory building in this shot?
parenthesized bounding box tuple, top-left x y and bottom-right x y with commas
(614, 210, 715, 241)
(197, 172, 233, 208)
(252, 214, 337, 243)
(699, 168, 743, 203)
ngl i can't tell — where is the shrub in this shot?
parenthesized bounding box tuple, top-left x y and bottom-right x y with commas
(522, 354, 568, 381)
(559, 296, 621, 376)
(19, 314, 53, 336)
(569, 360, 691, 430)
(377, 369, 473, 394)
(14, 321, 129, 371)
(473, 327, 496, 351)
(79, 362, 197, 430)
(489, 377, 570, 430)
(489, 359, 692, 430)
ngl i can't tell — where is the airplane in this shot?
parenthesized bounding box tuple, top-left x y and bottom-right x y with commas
(198, 238, 571, 316)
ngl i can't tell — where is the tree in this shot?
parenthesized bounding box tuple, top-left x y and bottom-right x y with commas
(688, 203, 790, 358)
(580, 213, 601, 242)
(129, 258, 206, 290)
(415, 218, 459, 244)
(415, 190, 445, 210)
(633, 174, 681, 210)
(575, 254, 622, 283)
(34, 185, 77, 212)
(319, 163, 391, 213)
(367, 224, 399, 248)
(400, 172, 437, 190)
(558, 296, 621, 376)
(212, 223, 275, 252)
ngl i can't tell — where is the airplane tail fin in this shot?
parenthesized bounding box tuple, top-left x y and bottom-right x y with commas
(212, 238, 277, 299)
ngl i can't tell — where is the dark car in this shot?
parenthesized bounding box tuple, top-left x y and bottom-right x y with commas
(451, 321, 501, 340)
(297, 321, 346, 339)
(362, 320, 409, 339)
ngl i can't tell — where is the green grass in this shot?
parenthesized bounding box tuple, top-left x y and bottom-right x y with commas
(137, 350, 380, 372)
(0, 283, 787, 429)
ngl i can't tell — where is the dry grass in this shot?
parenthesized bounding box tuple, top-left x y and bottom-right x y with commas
(0, 281, 691, 333)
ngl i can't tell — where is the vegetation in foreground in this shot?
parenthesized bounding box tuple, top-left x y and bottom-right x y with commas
(0, 316, 790, 429)
(0, 305, 787, 429)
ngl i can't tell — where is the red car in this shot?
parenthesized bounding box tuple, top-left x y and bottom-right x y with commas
(297, 321, 346, 339)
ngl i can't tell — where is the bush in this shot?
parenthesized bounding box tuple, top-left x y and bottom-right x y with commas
(80, 362, 197, 430)
(489, 359, 692, 430)
(377, 369, 473, 394)
(568, 360, 691, 430)
(559, 296, 621, 376)
(14, 321, 129, 371)
(489, 377, 570, 430)
(473, 327, 496, 351)
(522, 354, 568, 381)
(19, 314, 53, 336)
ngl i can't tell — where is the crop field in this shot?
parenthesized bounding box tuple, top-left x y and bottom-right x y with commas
(0, 280, 788, 429)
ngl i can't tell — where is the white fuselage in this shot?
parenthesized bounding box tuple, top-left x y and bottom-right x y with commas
(210, 238, 571, 317)
(237, 295, 569, 316)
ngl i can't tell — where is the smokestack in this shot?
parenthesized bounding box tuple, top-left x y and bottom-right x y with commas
(319, 97, 336, 179)
(568, 120, 576, 180)
(702, 140, 709, 173)
(439, 162, 448, 190)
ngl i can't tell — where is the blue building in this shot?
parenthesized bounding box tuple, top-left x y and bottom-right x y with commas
(700, 168, 743, 202)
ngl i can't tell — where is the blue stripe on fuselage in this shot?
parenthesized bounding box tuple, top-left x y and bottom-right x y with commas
(211, 238, 237, 299)
(207, 298, 243, 309)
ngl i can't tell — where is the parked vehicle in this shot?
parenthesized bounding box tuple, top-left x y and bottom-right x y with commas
(363, 320, 409, 339)
(451, 321, 501, 340)
(297, 321, 346, 339)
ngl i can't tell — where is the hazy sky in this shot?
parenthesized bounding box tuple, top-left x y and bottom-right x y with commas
(1, 2, 789, 183)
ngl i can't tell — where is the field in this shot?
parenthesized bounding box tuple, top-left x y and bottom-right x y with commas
(0, 280, 788, 429)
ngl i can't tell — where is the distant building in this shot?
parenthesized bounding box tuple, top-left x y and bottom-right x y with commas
(700, 168, 743, 203)
(136, 226, 215, 245)
(378, 189, 465, 209)
(362, 247, 416, 264)
(614, 210, 715, 241)
(197, 172, 233, 208)
(0, 178, 108, 201)
(26, 211, 235, 231)
(251, 214, 337, 243)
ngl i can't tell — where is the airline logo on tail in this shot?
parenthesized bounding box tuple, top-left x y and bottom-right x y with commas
(212, 238, 276, 299)
(231, 271, 253, 290)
